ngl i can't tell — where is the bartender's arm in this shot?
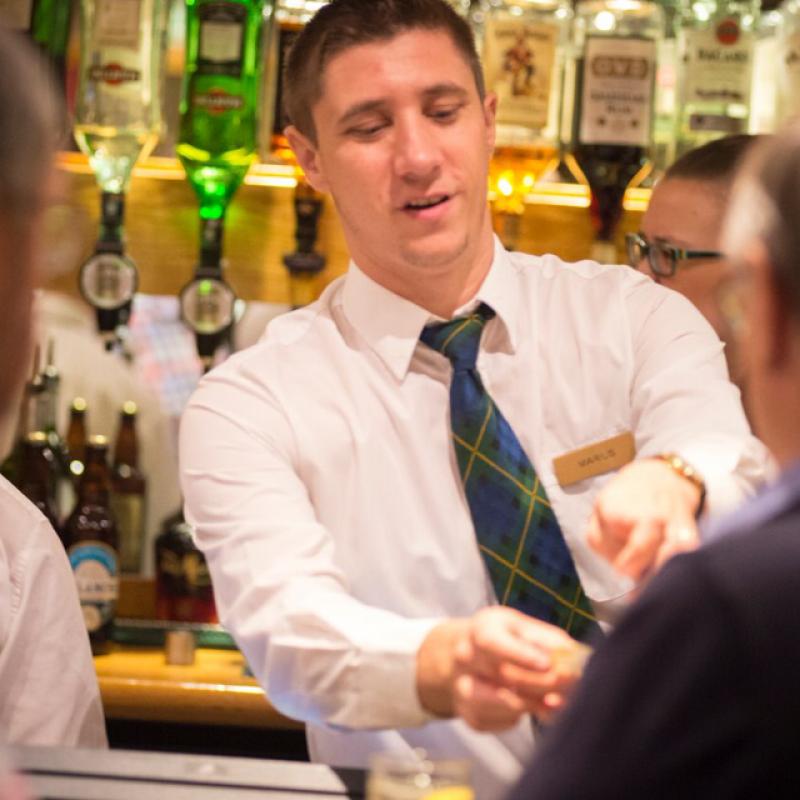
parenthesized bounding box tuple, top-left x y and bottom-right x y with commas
(180, 387, 575, 734)
(584, 279, 769, 581)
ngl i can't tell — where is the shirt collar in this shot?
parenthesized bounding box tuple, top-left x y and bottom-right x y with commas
(340, 236, 521, 382)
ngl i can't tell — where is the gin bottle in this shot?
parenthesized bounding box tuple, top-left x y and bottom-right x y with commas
(564, 0, 663, 262)
(74, 0, 167, 347)
(674, 0, 759, 155)
(177, 0, 268, 369)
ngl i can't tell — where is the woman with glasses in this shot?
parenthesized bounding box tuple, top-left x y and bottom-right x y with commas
(628, 134, 762, 392)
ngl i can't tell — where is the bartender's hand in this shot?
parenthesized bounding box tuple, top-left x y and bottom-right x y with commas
(416, 607, 583, 732)
(586, 458, 702, 582)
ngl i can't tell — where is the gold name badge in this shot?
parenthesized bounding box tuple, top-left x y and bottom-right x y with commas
(552, 431, 636, 488)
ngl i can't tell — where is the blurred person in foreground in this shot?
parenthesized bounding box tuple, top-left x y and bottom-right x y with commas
(179, 1, 766, 796)
(0, 29, 107, 748)
(627, 134, 761, 393)
(507, 127, 800, 798)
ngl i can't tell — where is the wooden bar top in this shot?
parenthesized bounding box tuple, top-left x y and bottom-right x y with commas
(94, 644, 302, 731)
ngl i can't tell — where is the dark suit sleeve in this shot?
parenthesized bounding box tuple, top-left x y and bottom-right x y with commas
(506, 551, 757, 800)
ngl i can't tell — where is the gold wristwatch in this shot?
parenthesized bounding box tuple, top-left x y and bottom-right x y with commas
(655, 453, 707, 518)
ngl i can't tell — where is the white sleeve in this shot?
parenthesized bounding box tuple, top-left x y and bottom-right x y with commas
(626, 278, 770, 518)
(179, 374, 440, 731)
(0, 516, 108, 748)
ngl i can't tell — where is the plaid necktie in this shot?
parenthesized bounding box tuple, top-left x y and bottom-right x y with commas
(420, 303, 601, 642)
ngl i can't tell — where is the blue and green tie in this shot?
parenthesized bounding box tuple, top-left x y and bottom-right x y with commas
(420, 303, 601, 642)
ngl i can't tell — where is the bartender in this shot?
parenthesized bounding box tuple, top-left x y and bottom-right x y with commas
(179, 1, 768, 797)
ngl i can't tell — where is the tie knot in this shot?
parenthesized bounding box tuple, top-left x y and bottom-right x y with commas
(420, 303, 495, 372)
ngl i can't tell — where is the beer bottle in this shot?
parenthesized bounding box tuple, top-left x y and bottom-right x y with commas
(110, 401, 147, 574)
(18, 431, 60, 532)
(155, 508, 218, 624)
(65, 397, 88, 487)
(63, 435, 119, 654)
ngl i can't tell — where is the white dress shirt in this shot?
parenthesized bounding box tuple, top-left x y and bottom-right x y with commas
(0, 477, 107, 748)
(180, 239, 767, 800)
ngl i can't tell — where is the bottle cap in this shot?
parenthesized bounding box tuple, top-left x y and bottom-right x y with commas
(25, 431, 47, 444)
(88, 434, 108, 447)
(164, 629, 196, 666)
(122, 400, 137, 416)
(72, 396, 87, 412)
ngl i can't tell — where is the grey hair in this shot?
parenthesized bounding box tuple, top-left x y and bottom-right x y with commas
(722, 125, 800, 319)
(0, 28, 62, 217)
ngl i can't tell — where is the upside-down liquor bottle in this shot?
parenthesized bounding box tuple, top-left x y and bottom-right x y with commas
(477, 0, 572, 248)
(564, 0, 663, 262)
(674, 0, 758, 156)
(177, 0, 268, 369)
(263, 0, 327, 306)
(73, 0, 167, 348)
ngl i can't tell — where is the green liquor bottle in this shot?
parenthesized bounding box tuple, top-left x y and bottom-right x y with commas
(177, 0, 269, 369)
(73, 0, 167, 348)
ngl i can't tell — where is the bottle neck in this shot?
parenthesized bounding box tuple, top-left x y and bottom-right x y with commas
(199, 217, 225, 271)
(114, 419, 139, 468)
(79, 452, 112, 504)
(97, 192, 126, 254)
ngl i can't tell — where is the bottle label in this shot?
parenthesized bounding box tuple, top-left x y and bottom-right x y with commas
(95, 0, 142, 50)
(579, 36, 656, 147)
(69, 541, 119, 632)
(110, 492, 146, 573)
(483, 18, 559, 132)
(681, 21, 753, 112)
(198, 2, 247, 77)
(192, 88, 245, 113)
(0, 0, 33, 30)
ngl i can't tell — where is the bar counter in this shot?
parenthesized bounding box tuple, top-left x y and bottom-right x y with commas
(94, 644, 300, 731)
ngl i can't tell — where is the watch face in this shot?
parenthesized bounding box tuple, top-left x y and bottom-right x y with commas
(180, 277, 236, 335)
(79, 253, 138, 309)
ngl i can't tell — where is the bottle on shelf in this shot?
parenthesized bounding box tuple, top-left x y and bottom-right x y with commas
(18, 431, 60, 533)
(62, 434, 120, 655)
(177, 0, 269, 369)
(674, 0, 759, 156)
(265, 0, 328, 305)
(1, 347, 44, 487)
(563, 0, 663, 262)
(651, 0, 680, 175)
(110, 401, 147, 574)
(477, 0, 572, 248)
(66, 397, 89, 487)
(39, 339, 71, 514)
(73, 0, 167, 348)
(154, 508, 218, 624)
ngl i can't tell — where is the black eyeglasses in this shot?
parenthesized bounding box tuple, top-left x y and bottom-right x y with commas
(625, 232, 724, 278)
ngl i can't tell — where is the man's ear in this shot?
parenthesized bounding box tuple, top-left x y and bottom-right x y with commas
(285, 125, 329, 193)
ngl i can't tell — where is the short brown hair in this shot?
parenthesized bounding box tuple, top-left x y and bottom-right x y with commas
(666, 134, 762, 187)
(283, 0, 484, 143)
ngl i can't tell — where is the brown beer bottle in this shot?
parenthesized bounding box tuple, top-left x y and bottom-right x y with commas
(155, 509, 218, 624)
(62, 435, 119, 655)
(65, 397, 88, 487)
(110, 401, 147, 574)
(18, 431, 60, 532)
